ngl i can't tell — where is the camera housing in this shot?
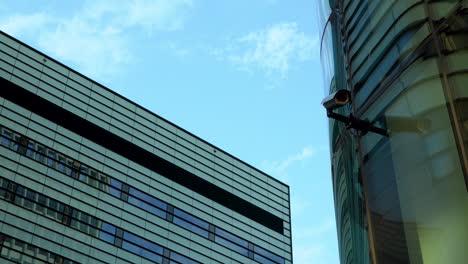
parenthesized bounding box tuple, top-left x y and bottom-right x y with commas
(321, 89, 351, 110)
(322, 89, 389, 136)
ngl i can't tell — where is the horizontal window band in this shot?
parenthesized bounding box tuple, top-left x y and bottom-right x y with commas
(0, 76, 284, 234)
(0, 118, 286, 264)
(0, 176, 199, 264)
(0, 233, 79, 264)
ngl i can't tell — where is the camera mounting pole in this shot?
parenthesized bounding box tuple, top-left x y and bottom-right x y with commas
(322, 89, 389, 137)
(326, 110, 389, 137)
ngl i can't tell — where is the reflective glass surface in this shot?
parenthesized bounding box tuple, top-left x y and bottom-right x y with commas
(170, 251, 199, 264)
(0, 233, 79, 264)
(0, 125, 285, 264)
(214, 235, 249, 257)
(0, 176, 199, 264)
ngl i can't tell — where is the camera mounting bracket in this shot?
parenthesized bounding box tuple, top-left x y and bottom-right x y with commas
(326, 110, 389, 137)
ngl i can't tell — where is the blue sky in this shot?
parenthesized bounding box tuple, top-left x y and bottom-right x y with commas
(1, 1, 338, 263)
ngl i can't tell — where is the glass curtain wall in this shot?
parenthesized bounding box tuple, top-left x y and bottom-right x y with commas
(320, 0, 372, 264)
(321, 0, 468, 263)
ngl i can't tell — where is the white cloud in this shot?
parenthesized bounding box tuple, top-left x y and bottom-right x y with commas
(292, 219, 337, 263)
(291, 196, 312, 216)
(36, 17, 132, 79)
(294, 243, 326, 264)
(0, 13, 51, 36)
(262, 145, 326, 181)
(215, 22, 318, 79)
(0, 0, 193, 80)
(125, 0, 194, 32)
(295, 218, 335, 239)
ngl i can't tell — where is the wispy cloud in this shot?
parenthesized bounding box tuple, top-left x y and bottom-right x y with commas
(293, 218, 337, 263)
(0, 0, 193, 80)
(295, 218, 335, 239)
(262, 145, 326, 182)
(295, 243, 326, 264)
(1, 13, 51, 36)
(214, 22, 318, 81)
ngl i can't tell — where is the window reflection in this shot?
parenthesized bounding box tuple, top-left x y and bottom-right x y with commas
(170, 251, 199, 264)
(0, 125, 287, 264)
(254, 245, 285, 264)
(0, 176, 198, 264)
(173, 208, 209, 238)
(215, 227, 248, 248)
(0, 234, 79, 264)
(214, 235, 249, 256)
(173, 216, 209, 238)
(1, 129, 12, 148)
(130, 188, 167, 210)
(361, 73, 468, 263)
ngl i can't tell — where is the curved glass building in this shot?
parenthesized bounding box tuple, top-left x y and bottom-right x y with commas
(320, 0, 468, 263)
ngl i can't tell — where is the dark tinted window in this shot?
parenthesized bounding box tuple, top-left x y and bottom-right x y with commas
(174, 208, 209, 229)
(173, 209, 209, 238)
(254, 246, 285, 264)
(123, 232, 163, 255)
(215, 227, 248, 247)
(128, 196, 166, 218)
(129, 188, 166, 210)
(170, 252, 199, 264)
(214, 235, 249, 256)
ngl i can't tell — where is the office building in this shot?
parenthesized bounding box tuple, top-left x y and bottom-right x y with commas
(320, 0, 468, 263)
(0, 31, 292, 264)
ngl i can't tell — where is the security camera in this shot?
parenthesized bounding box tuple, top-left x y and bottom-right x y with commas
(321, 89, 351, 110)
(322, 89, 388, 137)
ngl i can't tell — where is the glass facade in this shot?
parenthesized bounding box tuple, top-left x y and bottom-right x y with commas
(0, 31, 292, 264)
(321, 0, 468, 263)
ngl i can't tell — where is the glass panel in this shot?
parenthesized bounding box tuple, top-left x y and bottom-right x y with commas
(140, 248, 163, 263)
(35, 145, 46, 163)
(362, 62, 468, 263)
(110, 178, 122, 190)
(123, 232, 163, 255)
(101, 222, 116, 234)
(98, 173, 110, 191)
(128, 196, 166, 218)
(100, 232, 115, 244)
(15, 186, 26, 196)
(215, 227, 248, 248)
(253, 246, 284, 264)
(129, 188, 166, 210)
(355, 26, 421, 108)
(65, 160, 73, 176)
(11, 135, 19, 151)
(79, 165, 88, 182)
(57, 155, 66, 173)
(173, 216, 209, 238)
(253, 253, 278, 264)
(170, 251, 199, 264)
(122, 241, 142, 255)
(173, 208, 209, 230)
(47, 150, 56, 168)
(1, 129, 12, 147)
(88, 169, 99, 187)
(26, 142, 34, 157)
(214, 235, 248, 257)
(109, 187, 121, 198)
(0, 178, 7, 188)
(320, 20, 335, 95)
